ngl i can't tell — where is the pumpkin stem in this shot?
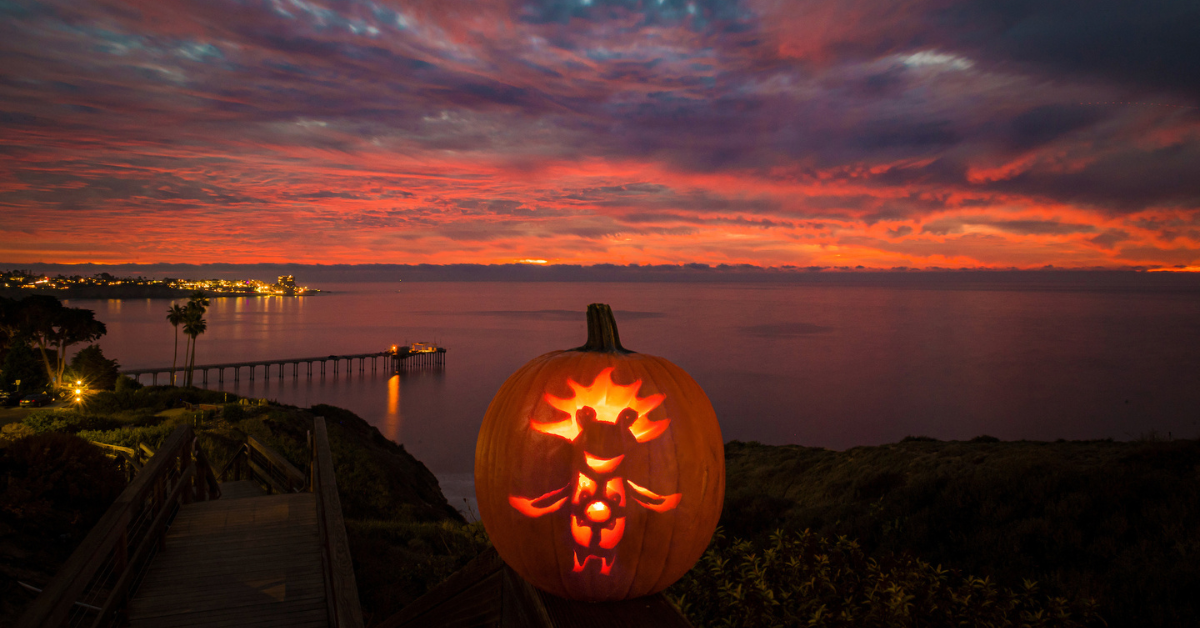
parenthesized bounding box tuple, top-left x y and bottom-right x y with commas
(577, 303, 633, 353)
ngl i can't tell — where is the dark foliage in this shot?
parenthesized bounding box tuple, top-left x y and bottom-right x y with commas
(21, 409, 124, 435)
(68, 345, 120, 391)
(0, 432, 124, 537)
(114, 374, 143, 392)
(347, 519, 491, 624)
(0, 340, 48, 393)
(84, 385, 232, 415)
(310, 404, 465, 523)
(722, 439, 1200, 628)
(670, 528, 1103, 628)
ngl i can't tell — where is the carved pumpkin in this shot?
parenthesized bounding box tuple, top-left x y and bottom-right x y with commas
(475, 303, 724, 601)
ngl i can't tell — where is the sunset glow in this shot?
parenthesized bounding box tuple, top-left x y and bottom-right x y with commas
(1, 0, 1197, 268)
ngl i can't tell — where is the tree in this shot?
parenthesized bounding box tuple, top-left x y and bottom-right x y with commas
(68, 345, 121, 391)
(0, 296, 20, 364)
(12, 295, 106, 388)
(0, 340, 48, 393)
(183, 292, 209, 387)
(166, 304, 187, 386)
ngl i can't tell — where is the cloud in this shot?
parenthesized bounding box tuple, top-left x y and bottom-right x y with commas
(0, 0, 1197, 267)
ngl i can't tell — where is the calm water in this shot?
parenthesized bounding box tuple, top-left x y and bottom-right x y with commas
(68, 281, 1200, 516)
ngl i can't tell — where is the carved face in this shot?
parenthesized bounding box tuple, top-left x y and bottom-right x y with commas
(508, 368, 681, 575)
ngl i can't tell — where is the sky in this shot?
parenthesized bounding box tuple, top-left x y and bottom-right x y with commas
(1, 0, 1198, 269)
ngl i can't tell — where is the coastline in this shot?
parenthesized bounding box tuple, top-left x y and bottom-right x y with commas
(0, 286, 322, 299)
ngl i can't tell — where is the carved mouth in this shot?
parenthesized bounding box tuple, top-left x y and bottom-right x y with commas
(573, 551, 615, 575)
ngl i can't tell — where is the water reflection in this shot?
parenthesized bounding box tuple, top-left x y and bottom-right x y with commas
(383, 375, 402, 442)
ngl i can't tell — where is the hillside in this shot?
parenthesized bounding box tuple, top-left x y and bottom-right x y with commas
(718, 438, 1200, 628)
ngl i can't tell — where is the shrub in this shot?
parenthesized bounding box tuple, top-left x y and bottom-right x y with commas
(68, 345, 120, 391)
(114, 374, 143, 393)
(0, 432, 124, 537)
(0, 422, 36, 446)
(22, 409, 122, 435)
(669, 528, 1104, 628)
(222, 403, 245, 421)
(77, 422, 178, 450)
(347, 519, 492, 622)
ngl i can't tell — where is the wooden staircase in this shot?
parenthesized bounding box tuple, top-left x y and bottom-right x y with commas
(17, 418, 362, 628)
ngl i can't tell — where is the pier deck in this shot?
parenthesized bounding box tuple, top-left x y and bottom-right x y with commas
(122, 347, 446, 385)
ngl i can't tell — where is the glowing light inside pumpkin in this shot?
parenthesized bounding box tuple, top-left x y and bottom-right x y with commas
(585, 453, 624, 473)
(532, 368, 669, 443)
(509, 486, 569, 518)
(586, 500, 611, 522)
(626, 480, 683, 512)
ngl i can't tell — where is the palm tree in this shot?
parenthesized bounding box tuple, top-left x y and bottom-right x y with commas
(166, 304, 187, 385)
(183, 292, 209, 387)
(183, 308, 207, 387)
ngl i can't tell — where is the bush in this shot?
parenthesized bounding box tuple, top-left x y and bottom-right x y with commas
(0, 422, 36, 446)
(21, 409, 124, 435)
(68, 345, 120, 391)
(669, 528, 1103, 628)
(76, 422, 178, 450)
(1, 340, 48, 393)
(0, 432, 125, 537)
(721, 439, 1200, 628)
(114, 375, 143, 393)
(222, 403, 245, 421)
(347, 519, 491, 622)
(86, 386, 235, 415)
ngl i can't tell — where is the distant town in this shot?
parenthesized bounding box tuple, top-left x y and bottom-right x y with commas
(0, 269, 319, 298)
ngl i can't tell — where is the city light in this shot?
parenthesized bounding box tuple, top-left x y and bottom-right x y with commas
(0, 270, 318, 296)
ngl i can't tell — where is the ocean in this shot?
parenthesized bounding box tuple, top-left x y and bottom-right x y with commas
(65, 280, 1200, 518)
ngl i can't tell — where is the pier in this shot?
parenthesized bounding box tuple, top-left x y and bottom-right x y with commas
(123, 346, 447, 385)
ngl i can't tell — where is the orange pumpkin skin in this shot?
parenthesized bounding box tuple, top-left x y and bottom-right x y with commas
(475, 304, 724, 601)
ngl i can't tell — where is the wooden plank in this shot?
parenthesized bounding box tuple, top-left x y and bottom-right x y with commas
(501, 565, 554, 628)
(90, 441, 137, 456)
(130, 581, 326, 615)
(128, 489, 330, 628)
(135, 565, 324, 588)
(218, 480, 269, 500)
(131, 598, 329, 628)
(312, 417, 365, 628)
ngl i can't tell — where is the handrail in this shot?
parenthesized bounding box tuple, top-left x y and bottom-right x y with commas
(249, 435, 307, 492)
(218, 436, 307, 494)
(312, 417, 365, 628)
(89, 441, 150, 482)
(17, 425, 221, 628)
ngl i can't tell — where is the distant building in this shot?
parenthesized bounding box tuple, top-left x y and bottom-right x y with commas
(277, 275, 296, 288)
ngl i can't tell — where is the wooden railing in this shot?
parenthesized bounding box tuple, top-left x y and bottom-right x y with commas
(217, 434, 307, 494)
(88, 442, 152, 483)
(311, 417, 365, 628)
(17, 425, 221, 628)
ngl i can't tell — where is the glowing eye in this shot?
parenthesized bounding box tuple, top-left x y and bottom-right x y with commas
(585, 500, 611, 523)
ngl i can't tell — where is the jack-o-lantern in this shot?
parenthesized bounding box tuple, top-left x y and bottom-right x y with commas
(475, 303, 724, 601)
